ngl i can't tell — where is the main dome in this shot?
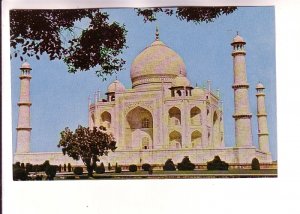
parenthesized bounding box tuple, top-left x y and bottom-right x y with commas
(130, 32, 187, 88)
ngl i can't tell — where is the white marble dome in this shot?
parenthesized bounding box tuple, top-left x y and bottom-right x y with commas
(107, 80, 125, 93)
(130, 37, 186, 87)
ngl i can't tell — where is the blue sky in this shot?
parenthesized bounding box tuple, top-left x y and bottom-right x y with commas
(11, 7, 276, 159)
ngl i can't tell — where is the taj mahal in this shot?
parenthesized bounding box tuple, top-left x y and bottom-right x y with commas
(14, 29, 273, 166)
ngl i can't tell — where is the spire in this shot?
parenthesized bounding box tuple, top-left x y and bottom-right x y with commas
(155, 25, 159, 40)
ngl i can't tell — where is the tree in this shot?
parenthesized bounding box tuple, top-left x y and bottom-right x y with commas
(58, 125, 117, 177)
(10, 7, 236, 79)
(45, 165, 57, 180)
(207, 156, 229, 170)
(163, 158, 176, 171)
(177, 156, 195, 171)
(135, 7, 237, 23)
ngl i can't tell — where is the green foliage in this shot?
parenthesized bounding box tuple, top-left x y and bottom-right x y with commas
(207, 156, 229, 170)
(108, 163, 112, 171)
(67, 163, 72, 172)
(177, 156, 195, 171)
(142, 163, 151, 171)
(58, 164, 62, 172)
(45, 165, 57, 180)
(115, 163, 122, 173)
(95, 162, 105, 174)
(163, 159, 176, 171)
(10, 8, 237, 79)
(129, 164, 137, 172)
(25, 163, 33, 172)
(58, 125, 117, 177)
(251, 158, 260, 170)
(135, 7, 237, 23)
(13, 166, 28, 181)
(20, 163, 25, 168)
(41, 160, 50, 171)
(73, 167, 84, 175)
(63, 164, 67, 172)
(10, 9, 127, 79)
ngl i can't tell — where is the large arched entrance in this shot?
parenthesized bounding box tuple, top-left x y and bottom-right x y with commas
(125, 107, 153, 149)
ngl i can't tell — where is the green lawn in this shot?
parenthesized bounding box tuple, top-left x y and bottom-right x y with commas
(55, 169, 277, 180)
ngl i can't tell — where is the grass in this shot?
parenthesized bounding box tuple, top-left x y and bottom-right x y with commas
(52, 169, 276, 180)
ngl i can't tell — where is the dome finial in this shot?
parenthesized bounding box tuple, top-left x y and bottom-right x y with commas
(155, 25, 159, 40)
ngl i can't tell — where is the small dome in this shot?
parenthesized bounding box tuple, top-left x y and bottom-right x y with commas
(256, 82, 265, 89)
(172, 74, 190, 87)
(107, 80, 125, 93)
(232, 34, 246, 44)
(20, 62, 31, 70)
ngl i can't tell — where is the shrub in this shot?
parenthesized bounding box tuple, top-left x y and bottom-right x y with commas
(95, 163, 105, 174)
(207, 156, 229, 170)
(14, 162, 21, 168)
(67, 163, 72, 172)
(58, 164, 62, 172)
(177, 156, 195, 171)
(148, 166, 153, 175)
(115, 163, 122, 173)
(20, 163, 25, 169)
(129, 164, 137, 172)
(32, 164, 41, 172)
(251, 158, 260, 170)
(25, 163, 33, 172)
(13, 167, 28, 181)
(108, 163, 112, 171)
(73, 167, 83, 175)
(35, 175, 43, 180)
(142, 163, 151, 171)
(163, 159, 176, 171)
(63, 164, 67, 172)
(45, 165, 57, 180)
(39, 160, 50, 171)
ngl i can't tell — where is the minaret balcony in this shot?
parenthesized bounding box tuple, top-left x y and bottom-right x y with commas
(232, 84, 249, 89)
(232, 113, 252, 119)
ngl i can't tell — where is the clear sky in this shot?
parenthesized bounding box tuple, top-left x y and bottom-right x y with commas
(11, 6, 276, 160)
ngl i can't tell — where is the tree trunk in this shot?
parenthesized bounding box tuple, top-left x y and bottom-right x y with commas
(84, 159, 94, 177)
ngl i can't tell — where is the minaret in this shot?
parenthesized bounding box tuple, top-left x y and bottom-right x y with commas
(231, 34, 253, 147)
(16, 62, 32, 153)
(256, 82, 270, 153)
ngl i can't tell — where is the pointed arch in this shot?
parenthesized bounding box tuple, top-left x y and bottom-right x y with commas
(169, 131, 182, 149)
(191, 130, 202, 148)
(168, 107, 181, 126)
(190, 106, 202, 125)
(125, 106, 153, 149)
(101, 111, 112, 128)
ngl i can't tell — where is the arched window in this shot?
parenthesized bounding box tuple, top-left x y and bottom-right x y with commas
(101, 111, 111, 128)
(169, 131, 182, 149)
(142, 118, 149, 128)
(142, 137, 149, 149)
(190, 107, 201, 125)
(168, 107, 181, 126)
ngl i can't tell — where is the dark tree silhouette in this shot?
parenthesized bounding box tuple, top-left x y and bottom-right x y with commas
(57, 125, 116, 177)
(10, 7, 237, 78)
